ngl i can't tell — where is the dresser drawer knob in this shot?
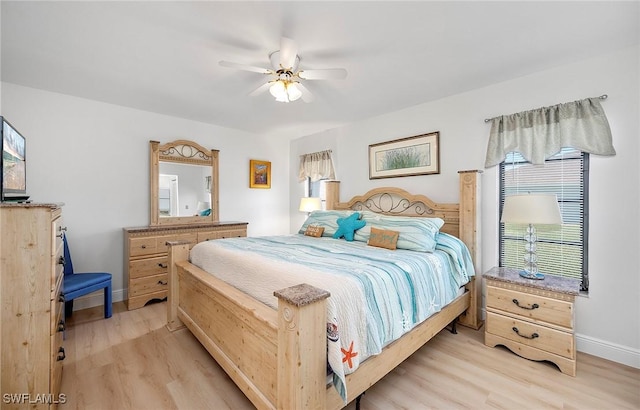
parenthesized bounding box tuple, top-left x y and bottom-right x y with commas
(158, 280, 168, 286)
(57, 347, 66, 361)
(512, 299, 539, 310)
(58, 320, 66, 332)
(141, 245, 147, 249)
(512, 326, 539, 340)
(158, 263, 168, 269)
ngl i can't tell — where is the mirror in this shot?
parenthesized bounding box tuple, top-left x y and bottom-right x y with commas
(150, 140, 219, 225)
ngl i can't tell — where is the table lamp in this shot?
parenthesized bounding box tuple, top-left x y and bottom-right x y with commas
(299, 197, 322, 215)
(501, 193, 562, 280)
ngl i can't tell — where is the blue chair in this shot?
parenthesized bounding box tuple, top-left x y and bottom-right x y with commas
(62, 234, 112, 318)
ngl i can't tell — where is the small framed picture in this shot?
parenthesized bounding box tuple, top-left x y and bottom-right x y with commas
(249, 159, 271, 189)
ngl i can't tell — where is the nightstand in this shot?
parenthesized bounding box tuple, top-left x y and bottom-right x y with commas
(484, 266, 581, 376)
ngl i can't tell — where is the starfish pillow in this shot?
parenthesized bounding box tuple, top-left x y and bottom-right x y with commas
(333, 213, 366, 241)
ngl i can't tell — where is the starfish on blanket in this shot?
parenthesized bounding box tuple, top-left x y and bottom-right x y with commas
(332, 212, 366, 242)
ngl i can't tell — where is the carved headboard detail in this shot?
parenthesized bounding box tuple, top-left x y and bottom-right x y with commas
(326, 185, 460, 237)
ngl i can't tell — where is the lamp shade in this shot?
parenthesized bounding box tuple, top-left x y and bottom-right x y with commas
(299, 197, 322, 213)
(501, 194, 562, 225)
(197, 201, 210, 211)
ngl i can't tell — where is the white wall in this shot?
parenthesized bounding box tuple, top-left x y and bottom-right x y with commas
(290, 45, 640, 368)
(1, 83, 290, 306)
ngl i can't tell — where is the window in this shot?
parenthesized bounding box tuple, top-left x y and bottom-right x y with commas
(306, 177, 327, 210)
(499, 148, 589, 291)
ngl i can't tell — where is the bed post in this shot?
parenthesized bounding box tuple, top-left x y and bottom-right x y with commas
(325, 181, 340, 210)
(457, 170, 483, 330)
(274, 284, 330, 410)
(166, 241, 189, 331)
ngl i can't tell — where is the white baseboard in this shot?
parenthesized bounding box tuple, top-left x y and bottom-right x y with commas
(576, 333, 640, 369)
(70, 288, 126, 311)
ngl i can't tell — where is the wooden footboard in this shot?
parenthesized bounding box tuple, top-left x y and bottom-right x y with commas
(166, 170, 482, 409)
(168, 241, 474, 409)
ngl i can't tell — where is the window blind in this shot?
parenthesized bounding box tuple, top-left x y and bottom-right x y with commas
(499, 148, 589, 290)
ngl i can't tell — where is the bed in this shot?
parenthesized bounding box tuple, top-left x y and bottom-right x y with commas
(166, 170, 482, 409)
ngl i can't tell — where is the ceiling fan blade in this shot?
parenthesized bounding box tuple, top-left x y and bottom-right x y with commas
(298, 68, 348, 80)
(219, 60, 271, 74)
(248, 82, 272, 97)
(296, 83, 315, 103)
(279, 37, 298, 70)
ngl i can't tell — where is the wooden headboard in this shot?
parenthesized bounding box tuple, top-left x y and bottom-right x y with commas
(324, 170, 483, 330)
(326, 186, 460, 237)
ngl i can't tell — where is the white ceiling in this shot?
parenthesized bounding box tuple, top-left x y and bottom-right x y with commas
(1, 1, 638, 139)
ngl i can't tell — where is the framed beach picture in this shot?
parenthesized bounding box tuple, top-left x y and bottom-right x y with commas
(249, 159, 271, 189)
(368, 132, 440, 179)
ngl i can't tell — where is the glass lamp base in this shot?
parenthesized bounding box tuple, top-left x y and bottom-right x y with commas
(519, 271, 545, 280)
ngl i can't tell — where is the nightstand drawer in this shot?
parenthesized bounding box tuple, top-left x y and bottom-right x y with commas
(487, 285, 574, 329)
(486, 312, 574, 359)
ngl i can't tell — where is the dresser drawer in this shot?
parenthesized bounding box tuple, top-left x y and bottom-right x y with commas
(51, 258, 64, 297)
(129, 237, 162, 256)
(486, 311, 574, 359)
(51, 276, 65, 335)
(50, 328, 64, 400)
(197, 231, 219, 242)
(218, 229, 247, 239)
(130, 273, 168, 297)
(52, 215, 65, 254)
(487, 285, 574, 329)
(129, 256, 168, 279)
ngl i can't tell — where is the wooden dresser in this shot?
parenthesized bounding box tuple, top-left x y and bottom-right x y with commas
(484, 266, 581, 376)
(0, 203, 66, 408)
(123, 222, 248, 310)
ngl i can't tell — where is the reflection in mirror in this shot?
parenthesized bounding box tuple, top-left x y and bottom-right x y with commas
(159, 163, 212, 217)
(150, 140, 219, 226)
(158, 174, 177, 216)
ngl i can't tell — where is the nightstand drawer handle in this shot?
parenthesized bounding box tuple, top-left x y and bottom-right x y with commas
(512, 299, 539, 310)
(158, 280, 168, 286)
(158, 263, 168, 269)
(512, 327, 539, 340)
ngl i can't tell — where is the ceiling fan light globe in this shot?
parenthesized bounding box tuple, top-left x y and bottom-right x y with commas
(269, 80, 286, 98)
(287, 83, 302, 101)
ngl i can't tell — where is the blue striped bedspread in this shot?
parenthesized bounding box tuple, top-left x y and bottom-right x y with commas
(189, 232, 475, 402)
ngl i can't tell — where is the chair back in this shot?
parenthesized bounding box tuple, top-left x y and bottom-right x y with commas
(62, 233, 75, 276)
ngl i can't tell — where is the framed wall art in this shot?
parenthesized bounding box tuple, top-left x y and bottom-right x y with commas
(249, 159, 271, 189)
(368, 131, 440, 179)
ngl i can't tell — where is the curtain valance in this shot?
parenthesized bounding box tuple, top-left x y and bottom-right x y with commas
(298, 150, 335, 182)
(484, 97, 615, 167)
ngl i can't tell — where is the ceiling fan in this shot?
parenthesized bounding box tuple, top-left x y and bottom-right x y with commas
(219, 37, 347, 103)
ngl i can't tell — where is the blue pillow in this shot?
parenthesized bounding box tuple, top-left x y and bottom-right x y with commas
(332, 212, 366, 241)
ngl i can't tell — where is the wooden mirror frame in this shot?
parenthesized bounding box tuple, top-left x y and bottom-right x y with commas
(150, 140, 219, 226)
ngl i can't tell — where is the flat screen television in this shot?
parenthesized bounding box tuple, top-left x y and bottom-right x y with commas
(1, 117, 29, 201)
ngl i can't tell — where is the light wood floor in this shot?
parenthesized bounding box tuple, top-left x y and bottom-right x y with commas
(61, 302, 640, 409)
